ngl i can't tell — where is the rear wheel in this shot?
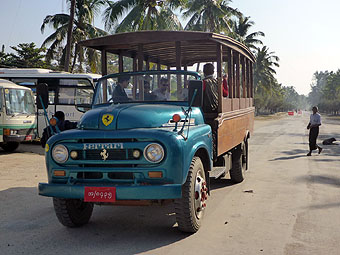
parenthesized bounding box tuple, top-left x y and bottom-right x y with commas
(0, 142, 20, 152)
(175, 156, 207, 233)
(53, 198, 94, 227)
(230, 142, 247, 183)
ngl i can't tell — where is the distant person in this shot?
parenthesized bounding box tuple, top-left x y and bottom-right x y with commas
(222, 74, 229, 97)
(153, 78, 170, 101)
(112, 76, 130, 102)
(306, 106, 322, 156)
(202, 63, 218, 112)
(40, 111, 77, 148)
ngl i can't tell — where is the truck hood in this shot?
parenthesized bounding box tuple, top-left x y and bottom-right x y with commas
(79, 103, 204, 130)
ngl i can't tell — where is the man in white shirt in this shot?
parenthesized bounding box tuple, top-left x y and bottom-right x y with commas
(307, 106, 322, 156)
(153, 78, 170, 101)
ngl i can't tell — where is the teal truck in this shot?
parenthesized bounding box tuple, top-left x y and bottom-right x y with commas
(39, 31, 255, 232)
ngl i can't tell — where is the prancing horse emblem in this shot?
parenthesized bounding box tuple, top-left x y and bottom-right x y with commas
(102, 114, 114, 126)
(100, 149, 109, 161)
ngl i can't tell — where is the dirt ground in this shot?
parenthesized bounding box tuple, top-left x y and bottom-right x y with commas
(1, 112, 340, 255)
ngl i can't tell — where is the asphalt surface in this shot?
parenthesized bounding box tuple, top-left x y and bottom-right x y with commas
(1, 112, 340, 255)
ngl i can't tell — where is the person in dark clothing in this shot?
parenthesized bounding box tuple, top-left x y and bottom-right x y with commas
(307, 106, 322, 156)
(111, 76, 130, 102)
(40, 111, 77, 148)
(202, 63, 219, 112)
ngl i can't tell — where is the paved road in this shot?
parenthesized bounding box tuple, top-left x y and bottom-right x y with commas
(1, 112, 340, 255)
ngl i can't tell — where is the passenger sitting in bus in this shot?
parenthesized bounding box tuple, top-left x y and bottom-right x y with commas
(202, 63, 218, 112)
(40, 111, 77, 148)
(111, 75, 130, 102)
(153, 78, 170, 101)
(143, 80, 157, 100)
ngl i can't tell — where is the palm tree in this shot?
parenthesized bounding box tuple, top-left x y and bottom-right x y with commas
(230, 15, 264, 51)
(253, 46, 280, 93)
(41, 0, 108, 72)
(183, 0, 240, 33)
(103, 0, 184, 32)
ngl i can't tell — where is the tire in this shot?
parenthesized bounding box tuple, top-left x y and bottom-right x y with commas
(1, 142, 20, 152)
(175, 156, 207, 233)
(230, 142, 247, 183)
(53, 198, 94, 227)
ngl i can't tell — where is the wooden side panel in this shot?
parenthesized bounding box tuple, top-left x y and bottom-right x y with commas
(217, 108, 254, 156)
(240, 98, 246, 109)
(232, 98, 240, 111)
(245, 98, 250, 108)
(222, 98, 232, 112)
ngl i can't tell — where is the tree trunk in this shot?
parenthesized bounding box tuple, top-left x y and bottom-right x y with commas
(64, 0, 76, 72)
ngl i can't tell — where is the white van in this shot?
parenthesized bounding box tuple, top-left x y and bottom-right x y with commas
(0, 68, 101, 137)
(0, 79, 36, 152)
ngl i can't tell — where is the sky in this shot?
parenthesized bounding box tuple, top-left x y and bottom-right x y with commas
(1, 0, 340, 95)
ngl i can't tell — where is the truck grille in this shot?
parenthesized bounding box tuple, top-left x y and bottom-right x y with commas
(74, 149, 137, 160)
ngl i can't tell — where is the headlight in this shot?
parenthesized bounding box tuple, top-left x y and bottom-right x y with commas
(144, 143, 164, 163)
(52, 144, 69, 163)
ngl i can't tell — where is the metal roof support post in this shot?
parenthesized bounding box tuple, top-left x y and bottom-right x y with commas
(246, 59, 250, 98)
(184, 63, 188, 88)
(167, 65, 171, 83)
(227, 48, 233, 99)
(235, 52, 240, 98)
(132, 56, 137, 99)
(101, 50, 107, 76)
(217, 43, 223, 113)
(137, 44, 144, 99)
(118, 53, 123, 73)
(101, 49, 107, 102)
(175, 41, 182, 95)
(250, 62, 254, 98)
(157, 61, 161, 88)
(146, 58, 150, 71)
(241, 56, 246, 98)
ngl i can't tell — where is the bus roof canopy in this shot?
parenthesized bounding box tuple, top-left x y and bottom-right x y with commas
(78, 31, 255, 67)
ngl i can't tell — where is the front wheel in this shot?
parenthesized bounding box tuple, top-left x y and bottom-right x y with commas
(53, 198, 94, 227)
(0, 142, 20, 152)
(174, 156, 208, 233)
(230, 142, 247, 183)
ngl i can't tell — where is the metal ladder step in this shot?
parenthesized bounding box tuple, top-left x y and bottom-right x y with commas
(209, 167, 227, 179)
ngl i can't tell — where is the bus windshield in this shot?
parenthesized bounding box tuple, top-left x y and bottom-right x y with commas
(93, 72, 200, 105)
(4, 89, 35, 115)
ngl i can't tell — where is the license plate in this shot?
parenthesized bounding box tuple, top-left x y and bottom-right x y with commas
(84, 187, 116, 202)
(25, 135, 32, 141)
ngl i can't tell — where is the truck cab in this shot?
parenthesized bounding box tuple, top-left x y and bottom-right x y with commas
(39, 31, 255, 233)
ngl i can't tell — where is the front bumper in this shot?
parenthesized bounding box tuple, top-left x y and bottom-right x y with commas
(38, 182, 182, 200)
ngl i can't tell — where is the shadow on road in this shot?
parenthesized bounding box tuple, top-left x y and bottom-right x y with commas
(0, 187, 190, 255)
(296, 175, 340, 188)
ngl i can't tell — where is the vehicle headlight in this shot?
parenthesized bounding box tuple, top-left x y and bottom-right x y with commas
(52, 144, 69, 163)
(144, 143, 164, 163)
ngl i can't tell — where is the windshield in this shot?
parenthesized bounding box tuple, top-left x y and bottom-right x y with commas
(4, 88, 35, 115)
(93, 71, 200, 105)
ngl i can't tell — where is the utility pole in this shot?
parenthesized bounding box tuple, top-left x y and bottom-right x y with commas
(64, 0, 76, 72)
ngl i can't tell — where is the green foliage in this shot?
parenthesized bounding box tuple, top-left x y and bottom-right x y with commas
(41, 0, 108, 73)
(183, 0, 240, 32)
(308, 70, 340, 114)
(229, 15, 265, 51)
(104, 0, 183, 32)
(0, 43, 49, 68)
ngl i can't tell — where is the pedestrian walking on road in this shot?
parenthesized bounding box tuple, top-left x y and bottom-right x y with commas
(307, 106, 322, 156)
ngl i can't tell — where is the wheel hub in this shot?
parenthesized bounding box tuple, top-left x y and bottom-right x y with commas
(194, 172, 208, 219)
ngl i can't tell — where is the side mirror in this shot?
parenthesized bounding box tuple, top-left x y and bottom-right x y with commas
(36, 83, 49, 109)
(76, 104, 91, 113)
(188, 80, 203, 107)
